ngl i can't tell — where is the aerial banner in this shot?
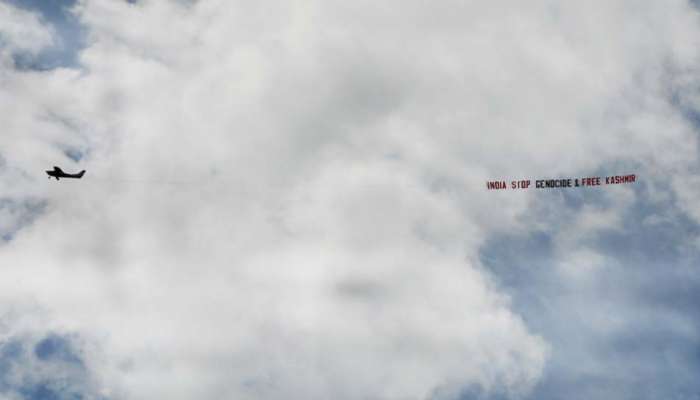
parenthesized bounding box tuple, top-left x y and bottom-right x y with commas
(486, 174, 636, 190)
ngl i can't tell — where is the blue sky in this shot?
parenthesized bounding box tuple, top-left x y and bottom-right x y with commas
(1, 1, 700, 399)
(480, 179, 700, 399)
(0, 332, 103, 400)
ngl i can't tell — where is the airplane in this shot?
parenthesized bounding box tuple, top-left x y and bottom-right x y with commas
(46, 166, 86, 181)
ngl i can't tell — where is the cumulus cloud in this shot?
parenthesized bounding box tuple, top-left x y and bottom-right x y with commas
(0, 2, 55, 65)
(2, 0, 700, 399)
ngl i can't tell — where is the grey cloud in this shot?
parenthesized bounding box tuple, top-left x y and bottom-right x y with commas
(0, 198, 47, 243)
(335, 278, 388, 301)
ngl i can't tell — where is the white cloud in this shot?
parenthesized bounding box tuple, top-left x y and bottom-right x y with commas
(2, 0, 700, 399)
(0, 2, 55, 63)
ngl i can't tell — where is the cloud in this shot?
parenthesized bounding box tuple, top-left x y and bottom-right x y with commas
(0, 2, 55, 64)
(1, 0, 700, 399)
(0, 197, 47, 242)
(0, 308, 106, 400)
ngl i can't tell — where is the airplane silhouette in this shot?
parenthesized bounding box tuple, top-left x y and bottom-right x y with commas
(46, 166, 86, 181)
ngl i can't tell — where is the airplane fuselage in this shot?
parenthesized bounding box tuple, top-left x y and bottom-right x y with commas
(46, 167, 86, 181)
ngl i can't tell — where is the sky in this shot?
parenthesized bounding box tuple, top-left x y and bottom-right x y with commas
(1, 1, 700, 399)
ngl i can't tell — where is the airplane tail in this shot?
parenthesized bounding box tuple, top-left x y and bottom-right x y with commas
(77, 170, 86, 178)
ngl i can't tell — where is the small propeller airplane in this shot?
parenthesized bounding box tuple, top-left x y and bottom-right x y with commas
(46, 166, 86, 181)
